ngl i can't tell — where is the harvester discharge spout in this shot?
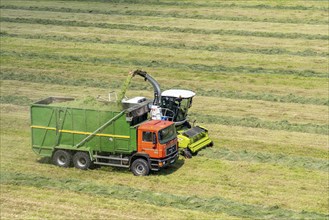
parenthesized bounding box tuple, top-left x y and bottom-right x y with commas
(131, 69, 161, 106)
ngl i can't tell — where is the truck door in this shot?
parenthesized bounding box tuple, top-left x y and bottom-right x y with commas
(140, 131, 159, 158)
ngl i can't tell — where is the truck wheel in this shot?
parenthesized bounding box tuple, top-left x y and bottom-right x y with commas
(183, 148, 192, 159)
(131, 159, 150, 176)
(73, 152, 91, 170)
(52, 150, 72, 168)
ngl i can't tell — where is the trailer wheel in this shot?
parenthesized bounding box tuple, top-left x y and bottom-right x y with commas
(73, 152, 91, 170)
(183, 148, 192, 159)
(131, 159, 150, 176)
(52, 150, 72, 168)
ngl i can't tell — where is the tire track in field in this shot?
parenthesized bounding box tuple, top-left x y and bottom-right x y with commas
(1, 17, 328, 41)
(1, 50, 327, 78)
(1, 171, 328, 219)
(1, 5, 327, 25)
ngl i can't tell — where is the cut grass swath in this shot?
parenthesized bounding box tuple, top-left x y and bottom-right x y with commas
(198, 148, 329, 172)
(192, 113, 329, 135)
(1, 5, 328, 25)
(1, 32, 327, 57)
(1, 50, 327, 78)
(2, 73, 328, 106)
(1, 171, 328, 219)
(2, 17, 328, 40)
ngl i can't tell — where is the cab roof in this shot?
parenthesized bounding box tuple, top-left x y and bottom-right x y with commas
(139, 120, 174, 131)
(161, 89, 195, 98)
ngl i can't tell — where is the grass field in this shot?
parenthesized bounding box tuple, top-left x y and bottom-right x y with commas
(0, 0, 328, 219)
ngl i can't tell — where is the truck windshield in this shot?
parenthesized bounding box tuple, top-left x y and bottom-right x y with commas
(158, 124, 176, 144)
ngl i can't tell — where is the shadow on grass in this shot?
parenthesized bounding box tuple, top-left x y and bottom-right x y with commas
(37, 157, 51, 164)
(152, 156, 185, 176)
(37, 155, 185, 176)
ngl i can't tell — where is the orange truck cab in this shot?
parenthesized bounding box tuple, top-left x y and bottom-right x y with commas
(136, 120, 178, 173)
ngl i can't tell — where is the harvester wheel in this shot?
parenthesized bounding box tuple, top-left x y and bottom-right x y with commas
(131, 158, 150, 176)
(52, 150, 72, 168)
(208, 141, 214, 147)
(73, 152, 91, 170)
(183, 148, 192, 159)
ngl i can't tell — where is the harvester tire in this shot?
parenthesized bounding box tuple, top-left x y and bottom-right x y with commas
(52, 150, 72, 168)
(131, 158, 150, 176)
(183, 149, 192, 159)
(73, 152, 91, 170)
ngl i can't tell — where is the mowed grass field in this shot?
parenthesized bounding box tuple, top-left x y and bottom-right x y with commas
(0, 0, 328, 219)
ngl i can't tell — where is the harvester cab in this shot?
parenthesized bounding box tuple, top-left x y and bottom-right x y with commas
(160, 89, 195, 126)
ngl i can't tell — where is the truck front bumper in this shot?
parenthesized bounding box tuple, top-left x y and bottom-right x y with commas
(150, 151, 179, 171)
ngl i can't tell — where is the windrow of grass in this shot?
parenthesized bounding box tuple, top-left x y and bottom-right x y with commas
(0, 70, 329, 106)
(192, 96, 328, 125)
(197, 147, 329, 172)
(0, 95, 33, 106)
(1, 49, 327, 78)
(1, 32, 326, 74)
(2, 33, 328, 76)
(206, 123, 328, 158)
(2, 21, 328, 55)
(2, 72, 328, 107)
(2, 16, 328, 41)
(1, 31, 327, 58)
(1, 54, 327, 99)
(192, 113, 328, 135)
(30, 0, 329, 11)
(0, 185, 228, 220)
(1, 4, 328, 25)
(5, 9, 327, 36)
(1, 171, 328, 219)
(4, 0, 329, 25)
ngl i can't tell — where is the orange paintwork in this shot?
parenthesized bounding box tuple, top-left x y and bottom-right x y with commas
(137, 120, 177, 159)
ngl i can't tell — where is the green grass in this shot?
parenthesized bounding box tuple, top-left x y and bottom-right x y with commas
(1, 0, 328, 219)
(1, 4, 328, 25)
(197, 147, 329, 172)
(2, 31, 328, 57)
(192, 113, 328, 135)
(1, 171, 328, 219)
(1, 49, 327, 78)
(2, 16, 328, 40)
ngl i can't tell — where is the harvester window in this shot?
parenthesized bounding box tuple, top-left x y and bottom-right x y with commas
(142, 131, 154, 142)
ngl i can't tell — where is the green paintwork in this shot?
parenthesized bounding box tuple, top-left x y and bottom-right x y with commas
(177, 126, 212, 153)
(31, 97, 137, 158)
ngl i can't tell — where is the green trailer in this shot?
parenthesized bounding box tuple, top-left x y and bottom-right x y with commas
(31, 97, 178, 176)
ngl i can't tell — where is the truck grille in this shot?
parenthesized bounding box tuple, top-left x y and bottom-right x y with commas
(166, 145, 176, 156)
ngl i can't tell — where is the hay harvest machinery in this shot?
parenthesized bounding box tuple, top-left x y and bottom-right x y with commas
(122, 70, 213, 158)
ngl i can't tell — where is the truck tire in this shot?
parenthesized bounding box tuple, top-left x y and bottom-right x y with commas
(131, 158, 150, 176)
(183, 148, 192, 159)
(73, 152, 91, 170)
(52, 150, 72, 168)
